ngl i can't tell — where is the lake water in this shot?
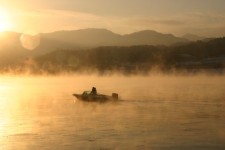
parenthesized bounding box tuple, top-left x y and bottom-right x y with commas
(0, 74, 224, 150)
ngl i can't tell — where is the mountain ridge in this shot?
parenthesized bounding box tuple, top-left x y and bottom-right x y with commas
(0, 28, 191, 56)
(182, 33, 205, 41)
(41, 28, 190, 48)
(0, 30, 224, 74)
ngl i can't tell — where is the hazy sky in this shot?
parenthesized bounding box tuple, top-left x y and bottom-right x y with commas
(1, 0, 225, 37)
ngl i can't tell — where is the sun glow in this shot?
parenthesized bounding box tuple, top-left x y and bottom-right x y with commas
(0, 8, 12, 32)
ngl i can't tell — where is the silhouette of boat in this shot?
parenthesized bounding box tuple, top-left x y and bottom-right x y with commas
(73, 91, 119, 102)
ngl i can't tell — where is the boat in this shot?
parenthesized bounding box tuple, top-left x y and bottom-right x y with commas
(73, 90, 119, 102)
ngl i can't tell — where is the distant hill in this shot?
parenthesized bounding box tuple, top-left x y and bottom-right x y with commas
(29, 37, 225, 74)
(0, 32, 30, 66)
(0, 28, 189, 54)
(0, 28, 190, 61)
(1, 34, 225, 74)
(182, 33, 205, 41)
(42, 28, 189, 47)
(43, 28, 122, 48)
(122, 30, 188, 45)
(2, 28, 225, 74)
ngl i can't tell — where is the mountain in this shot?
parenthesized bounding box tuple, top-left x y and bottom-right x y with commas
(122, 30, 188, 45)
(33, 37, 225, 74)
(0, 30, 225, 74)
(42, 28, 189, 47)
(182, 33, 205, 41)
(0, 28, 190, 66)
(0, 28, 190, 55)
(0, 32, 30, 66)
(42, 28, 122, 48)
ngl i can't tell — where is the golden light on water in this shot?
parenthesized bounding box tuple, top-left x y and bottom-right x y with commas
(0, 75, 224, 149)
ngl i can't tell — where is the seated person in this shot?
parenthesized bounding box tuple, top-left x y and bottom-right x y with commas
(91, 87, 97, 95)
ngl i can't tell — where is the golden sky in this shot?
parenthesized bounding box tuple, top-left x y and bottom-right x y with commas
(1, 0, 225, 37)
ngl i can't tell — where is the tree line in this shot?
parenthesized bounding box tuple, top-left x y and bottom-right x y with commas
(1, 37, 225, 74)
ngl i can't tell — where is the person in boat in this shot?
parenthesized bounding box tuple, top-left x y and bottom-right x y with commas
(91, 87, 97, 95)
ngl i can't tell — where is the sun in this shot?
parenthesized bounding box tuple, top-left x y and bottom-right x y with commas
(0, 8, 12, 32)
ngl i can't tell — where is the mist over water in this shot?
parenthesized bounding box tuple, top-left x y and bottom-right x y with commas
(0, 74, 224, 150)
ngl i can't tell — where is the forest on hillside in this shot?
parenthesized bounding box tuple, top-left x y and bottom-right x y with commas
(1, 37, 225, 74)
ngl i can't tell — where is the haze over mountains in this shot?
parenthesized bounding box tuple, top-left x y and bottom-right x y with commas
(182, 34, 205, 41)
(3, 28, 224, 74)
(43, 28, 190, 48)
(0, 28, 202, 54)
(45, 28, 199, 48)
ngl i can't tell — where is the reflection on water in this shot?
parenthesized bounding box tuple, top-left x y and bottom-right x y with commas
(0, 74, 225, 150)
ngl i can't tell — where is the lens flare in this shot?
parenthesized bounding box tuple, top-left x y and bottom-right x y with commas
(20, 31, 41, 50)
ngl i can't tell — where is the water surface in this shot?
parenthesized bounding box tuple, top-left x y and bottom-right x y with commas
(0, 74, 224, 150)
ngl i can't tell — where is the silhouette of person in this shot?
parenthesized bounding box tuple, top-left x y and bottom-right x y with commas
(91, 87, 97, 95)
